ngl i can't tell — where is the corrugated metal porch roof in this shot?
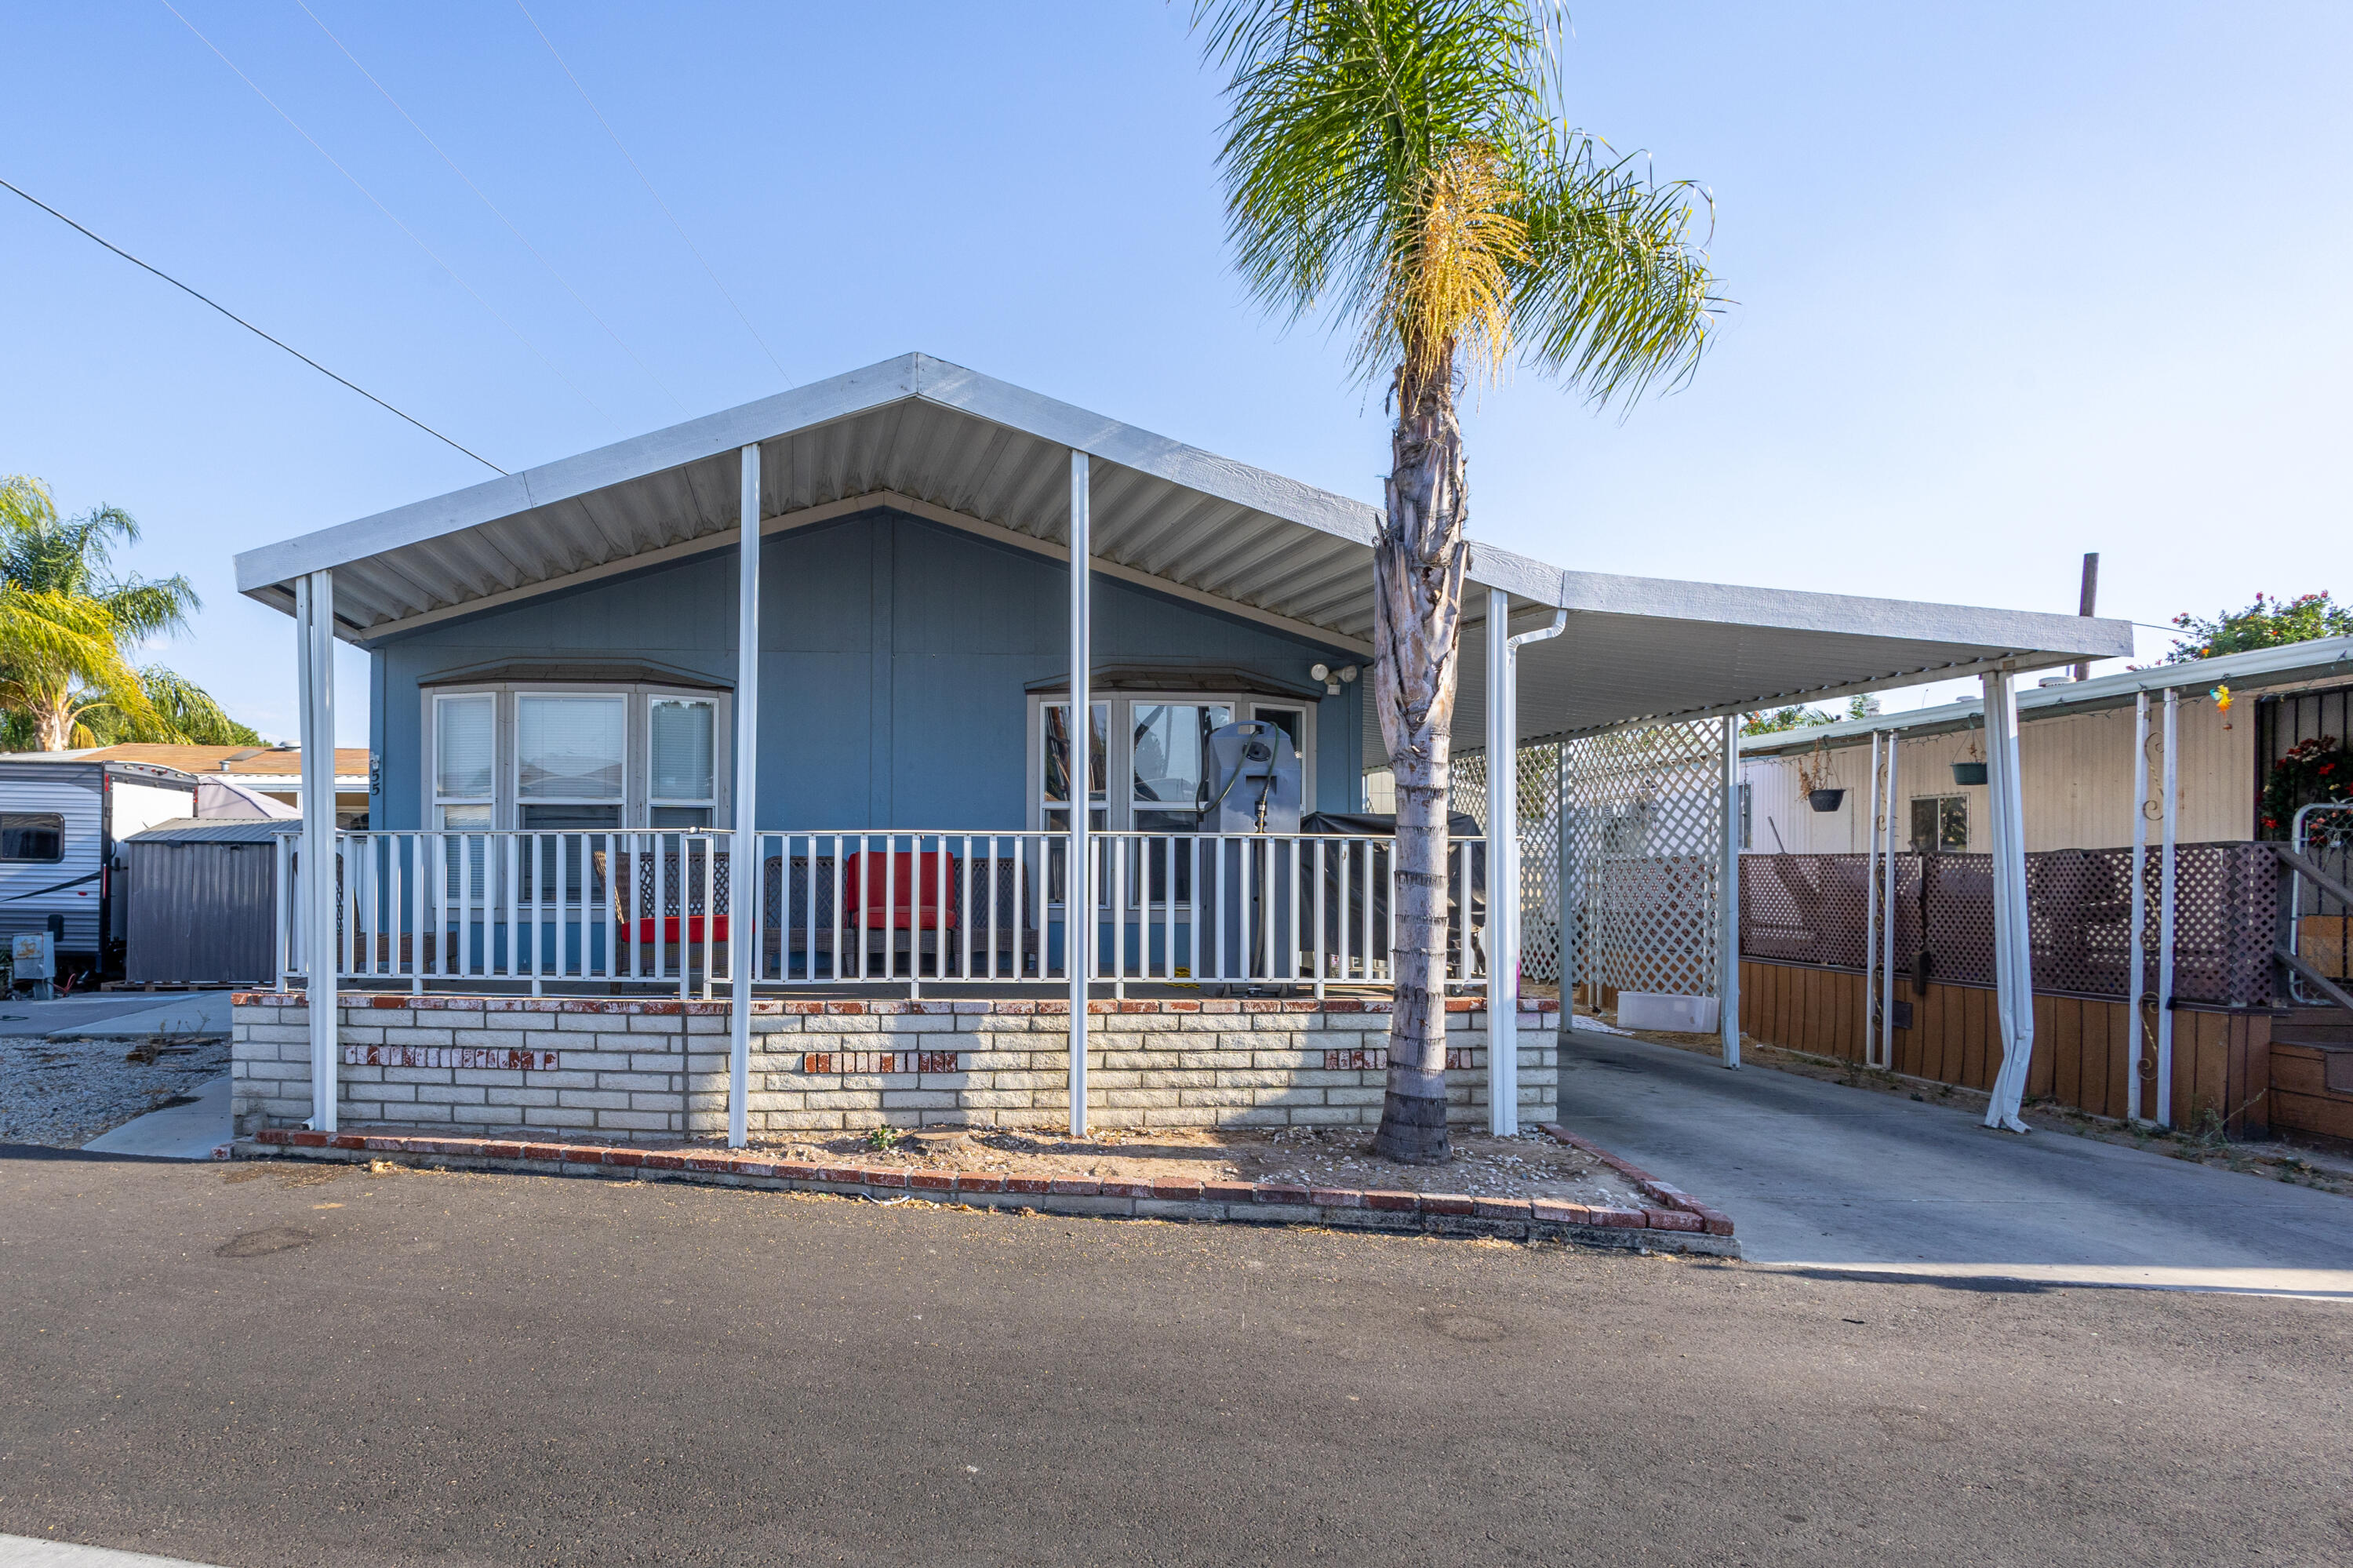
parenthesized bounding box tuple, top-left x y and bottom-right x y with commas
(235, 352, 2132, 751)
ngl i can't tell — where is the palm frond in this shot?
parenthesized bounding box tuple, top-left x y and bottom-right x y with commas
(1195, 0, 1717, 403)
(1505, 134, 1719, 406)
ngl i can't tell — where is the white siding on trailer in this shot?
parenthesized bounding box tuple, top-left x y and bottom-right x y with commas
(110, 780, 198, 841)
(1741, 693, 2256, 855)
(0, 777, 104, 951)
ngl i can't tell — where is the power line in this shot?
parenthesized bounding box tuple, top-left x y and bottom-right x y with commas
(155, 0, 609, 420)
(289, 0, 687, 415)
(1, 176, 504, 474)
(514, 0, 790, 384)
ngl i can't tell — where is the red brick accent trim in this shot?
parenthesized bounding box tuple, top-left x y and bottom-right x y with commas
(1537, 1122, 1734, 1237)
(243, 1128, 1731, 1254)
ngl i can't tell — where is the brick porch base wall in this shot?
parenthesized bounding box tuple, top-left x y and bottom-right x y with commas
(231, 994, 1559, 1142)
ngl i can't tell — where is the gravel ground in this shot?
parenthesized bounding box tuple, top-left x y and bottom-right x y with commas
(749, 1123, 1651, 1205)
(0, 1032, 228, 1147)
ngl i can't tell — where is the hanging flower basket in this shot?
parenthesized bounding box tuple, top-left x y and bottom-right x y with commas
(1951, 761, 1988, 786)
(1807, 788, 1846, 813)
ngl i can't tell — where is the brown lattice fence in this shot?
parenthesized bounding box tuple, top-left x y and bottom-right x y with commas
(1739, 843, 2277, 1008)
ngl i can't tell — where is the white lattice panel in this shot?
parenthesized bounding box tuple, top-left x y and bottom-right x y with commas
(1449, 745, 1566, 984)
(1562, 720, 1726, 1001)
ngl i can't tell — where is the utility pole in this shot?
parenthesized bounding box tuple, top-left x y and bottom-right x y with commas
(2073, 551, 2100, 682)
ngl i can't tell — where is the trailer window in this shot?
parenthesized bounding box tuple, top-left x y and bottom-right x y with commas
(0, 813, 64, 862)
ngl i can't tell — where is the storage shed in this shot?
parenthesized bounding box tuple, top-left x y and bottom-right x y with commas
(122, 819, 293, 986)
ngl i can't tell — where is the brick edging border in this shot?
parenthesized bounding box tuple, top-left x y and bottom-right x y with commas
(242, 1126, 1737, 1257)
(1537, 1124, 1736, 1237)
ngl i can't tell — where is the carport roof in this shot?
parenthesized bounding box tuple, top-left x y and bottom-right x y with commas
(235, 352, 2130, 748)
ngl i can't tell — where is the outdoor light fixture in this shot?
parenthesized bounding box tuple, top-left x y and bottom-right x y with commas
(1310, 662, 1360, 695)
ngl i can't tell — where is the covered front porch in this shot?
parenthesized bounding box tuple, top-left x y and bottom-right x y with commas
(235, 353, 2129, 1145)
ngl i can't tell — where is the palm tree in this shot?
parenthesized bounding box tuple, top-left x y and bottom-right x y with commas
(0, 475, 212, 749)
(1195, 0, 1718, 1161)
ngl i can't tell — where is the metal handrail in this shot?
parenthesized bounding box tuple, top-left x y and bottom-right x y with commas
(2275, 803, 2353, 1009)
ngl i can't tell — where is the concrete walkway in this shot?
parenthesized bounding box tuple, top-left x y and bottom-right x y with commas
(42, 993, 229, 1041)
(1555, 1028, 2353, 1297)
(78, 1076, 230, 1161)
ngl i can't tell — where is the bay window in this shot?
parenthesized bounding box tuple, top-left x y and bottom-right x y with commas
(420, 684, 727, 831)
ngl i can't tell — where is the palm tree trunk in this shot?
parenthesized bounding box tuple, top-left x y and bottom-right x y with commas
(1371, 359, 1470, 1164)
(33, 689, 78, 752)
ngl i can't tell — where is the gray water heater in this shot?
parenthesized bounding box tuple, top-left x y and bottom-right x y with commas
(1198, 720, 1302, 834)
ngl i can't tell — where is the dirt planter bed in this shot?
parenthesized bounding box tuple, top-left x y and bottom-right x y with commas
(241, 1122, 1738, 1257)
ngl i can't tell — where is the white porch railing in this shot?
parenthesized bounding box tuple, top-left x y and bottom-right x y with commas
(278, 829, 1487, 998)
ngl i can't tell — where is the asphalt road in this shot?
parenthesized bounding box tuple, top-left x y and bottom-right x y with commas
(3, 1151, 2349, 1567)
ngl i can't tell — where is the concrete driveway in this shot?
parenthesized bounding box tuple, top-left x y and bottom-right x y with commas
(1555, 1027, 2353, 1297)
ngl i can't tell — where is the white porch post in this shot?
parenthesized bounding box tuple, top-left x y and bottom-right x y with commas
(1067, 451, 1091, 1137)
(1719, 714, 1741, 1068)
(728, 442, 761, 1148)
(1981, 666, 2035, 1133)
(1486, 589, 1517, 1133)
(1486, 593, 1566, 1134)
(295, 570, 338, 1132)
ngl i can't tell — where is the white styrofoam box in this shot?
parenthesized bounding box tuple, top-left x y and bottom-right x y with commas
(1616, 993, 1720, 1034)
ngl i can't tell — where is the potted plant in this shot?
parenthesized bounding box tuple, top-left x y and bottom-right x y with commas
(1798, 738, 1845, 812)
(1951, 722, 1988, 787)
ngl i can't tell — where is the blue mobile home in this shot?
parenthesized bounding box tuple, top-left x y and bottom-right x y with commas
(235, 353, 2129, 1141)
(370, 504, 1366, 841)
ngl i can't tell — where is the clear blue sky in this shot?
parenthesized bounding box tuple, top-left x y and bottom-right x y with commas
(7, 2, 2348, 744)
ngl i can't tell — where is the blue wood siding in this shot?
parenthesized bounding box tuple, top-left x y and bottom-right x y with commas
(369, 508, 1363, 831)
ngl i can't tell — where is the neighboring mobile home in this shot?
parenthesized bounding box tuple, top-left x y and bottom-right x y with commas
(1738, 636, 2353, 855)
(0, 757, 198, 980)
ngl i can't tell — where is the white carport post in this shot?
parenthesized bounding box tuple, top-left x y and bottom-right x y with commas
(1067, 451, 1092, 1137)
(1486, 591, 1564, 1135)
(1980, 665, 2035, 1133)
(728, 442, 761, 1148)
(2156, 686, 2180, 1127)
(295, 571, 338, 1133)
(2126, 690, 2150, 1122)
(1718, 715, 1741, 1068)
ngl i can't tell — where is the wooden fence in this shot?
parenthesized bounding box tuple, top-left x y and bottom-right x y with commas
(1730, 959, 2275, 1138)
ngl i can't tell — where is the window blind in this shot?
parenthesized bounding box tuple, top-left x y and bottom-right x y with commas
(649, 698, 715, 802)
(435, 695, 495, 799)
(517, 694, 625, 800)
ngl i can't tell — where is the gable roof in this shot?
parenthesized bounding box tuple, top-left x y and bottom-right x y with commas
(235, 352, 2131, 744)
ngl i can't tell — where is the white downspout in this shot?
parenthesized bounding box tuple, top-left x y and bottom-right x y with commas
(1487, 592, 1566, 1135)
(1067, 451, 1092, 1137)
(727, 442, 761, 1148)
(1981, 666, 2035, 1133)
(296, 570, 338, 1133)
